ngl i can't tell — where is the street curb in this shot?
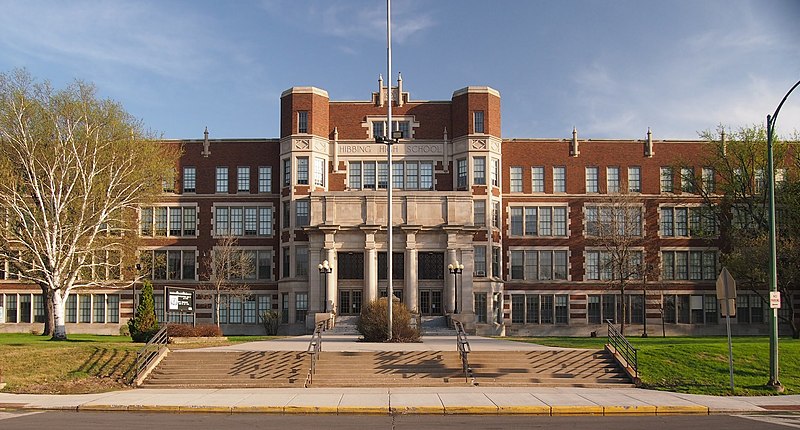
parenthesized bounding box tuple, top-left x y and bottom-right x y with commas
(8, 404, 725, 416)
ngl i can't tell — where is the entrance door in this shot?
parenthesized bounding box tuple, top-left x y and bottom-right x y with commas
(419, 289, 443, 315)
(380, 288, 404, 303)
(338, 289, 362, 315)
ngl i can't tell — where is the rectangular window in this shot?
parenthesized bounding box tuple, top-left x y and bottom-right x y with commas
(259, 207, 273, 236)
(258, 250, 272, 280)
(681, 167, 694, 193)
(283, 201, 290, 229)
(337, 252, 364, 280)
(183, 207, 196, 236)
(628, 166, 641, 193)
(79, 295, 91, 323)
(474, 111, 484, 133)
(378, 252, 404, 280)
(660, 207, 674, 236)
(457, 159, 468, 188)
(372, 121, 385, 139)
(660, 167, 673, 193)
(140, 207, 153, 236)
(531, 166, 544, 193)
(392, 161, 405, 190)
(420, 162, 433, 190)
(510, 167, 523, 192)
(512, 250, 568, 281)
(491, 158, 499, 186)
(296, 200, 310, 227)
(702, 167, 715, 193)
(183, 167, 196, 193)
(230, 207, 243, 236)
(555, 295, 569, 324)
(553, 166, 566, 193)
(377, 162, 388, 189)
(588, 295, 601, 324)
(237, 166, 250, 192)
(540, 295, 554, 324)
(153, 207, 168, 236)
(474, 246, 486, 276)
(512, 295, 525, 324)
(607, 167, 620, 193)
(474, 293, 487, 323)
(295, 246, 308, 279)
(314, 157, 326, 187)
(244, 207, 258, 236)
(473, 200, 486, 226)
(298, 111, 308, 133)
(585, 167, 599, 193)
(406, 161, 418, 189)
(349, 161, 362, 189)
(282, 247, 290, 279)
(492, 246, 500, 278)
(661, 250, 717, 281)
(107, 295, 119, 323)
(258, 166, 272, 193)
(539, 207, 551, 236)
(526, 295, 539, 324)
(281, 293, 289, 323)
(283, 158, 291, 187)
(297, 157, 309, 185)
(510, 207, 523, 236)
(93, 294, 105, 323)
(169, 207, 182, 236)
(492, 201, 500, 228)
(295, 293, 308, 323)
(65, 295, 76, 323)
(216, 167, 228, 193)
(363, 161, 376, 189)
(418, 252, 444, 280)
(473, 157, 486, 185)
(34, 294, 45, 323)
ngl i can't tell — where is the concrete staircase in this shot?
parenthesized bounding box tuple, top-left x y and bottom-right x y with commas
(469, 349, 634, 387)
(141, 350, 308, 388)
(311, 351, 471, 387)
(420, 316, 457, 336)
(328, 315, 360, 335)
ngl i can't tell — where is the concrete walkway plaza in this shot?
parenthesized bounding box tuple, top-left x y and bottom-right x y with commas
(1, 335, 798, 415)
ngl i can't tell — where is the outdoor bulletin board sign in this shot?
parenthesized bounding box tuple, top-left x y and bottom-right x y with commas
(165, 287, 195, 324)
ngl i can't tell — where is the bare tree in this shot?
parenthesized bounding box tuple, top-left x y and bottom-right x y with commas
(201, 236, 255, 327)
(0, 70, 178, 340)
(586, 192, 645, 335)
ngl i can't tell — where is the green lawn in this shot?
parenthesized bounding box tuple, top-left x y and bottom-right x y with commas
(0, 333, 283, 394)
(506, 336, 799, 396)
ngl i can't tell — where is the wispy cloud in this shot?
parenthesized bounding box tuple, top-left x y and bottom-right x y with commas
(0, 1, 246, 82)
(259, 0, 435, 44)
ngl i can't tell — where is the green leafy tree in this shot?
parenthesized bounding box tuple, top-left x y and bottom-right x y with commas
(0, 69, 179, 340)
(128, 280, 159, 342)
(683, 125, 799, 337)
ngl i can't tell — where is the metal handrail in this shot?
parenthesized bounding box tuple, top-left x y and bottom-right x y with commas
(304, 321, 325, 387)
(135, 326, 169, 383)
(453, 320, 474, 384)
(606, 320, 638, 379)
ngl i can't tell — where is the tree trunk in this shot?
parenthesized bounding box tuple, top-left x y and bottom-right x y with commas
(215, 291, 221, 328)
(38, 284, 54, 337)
(51, 290, 68, 341)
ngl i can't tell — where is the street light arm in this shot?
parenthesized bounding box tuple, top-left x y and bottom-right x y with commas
(770, 79, 800, 128)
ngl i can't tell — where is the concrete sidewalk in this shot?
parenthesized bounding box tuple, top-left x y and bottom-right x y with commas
(1, 387, 798, 416)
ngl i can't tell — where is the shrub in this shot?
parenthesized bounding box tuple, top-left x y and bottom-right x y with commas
(166, 324, 222, 337)
(128, 280, 159, 343)
(260, 310, 280, 335)
(357, 298, 420, 343)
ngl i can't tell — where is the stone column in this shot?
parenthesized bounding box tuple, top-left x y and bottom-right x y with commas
(308, 244, 322, 314)
(460, 247, 475, 317)
(326, 247, 336, 315)
(363, 228, 379, 304)
(404, 228, 420, 313)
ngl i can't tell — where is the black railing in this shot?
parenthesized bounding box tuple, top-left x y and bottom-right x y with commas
(304, 321, 325, 387)
(135, 326, 169, 385)
(453, 320, 474, 384)
(606, 320, 638, 379)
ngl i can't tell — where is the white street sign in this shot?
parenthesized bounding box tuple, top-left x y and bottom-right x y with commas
(770, 291, 781, 309)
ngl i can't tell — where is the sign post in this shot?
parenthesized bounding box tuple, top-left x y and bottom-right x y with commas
(716, 267, 736, 392)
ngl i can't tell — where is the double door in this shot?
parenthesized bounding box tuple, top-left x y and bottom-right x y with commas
(419, 289, 443, 315)
(338, 289, 362, 315)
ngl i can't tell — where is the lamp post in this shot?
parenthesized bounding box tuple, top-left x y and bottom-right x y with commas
(765, 79, 799, 392)
(318, 260, 332, 313)
(448, 260, 464, 314)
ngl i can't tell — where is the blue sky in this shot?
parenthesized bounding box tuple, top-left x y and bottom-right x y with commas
(1, 0, 798, 140)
